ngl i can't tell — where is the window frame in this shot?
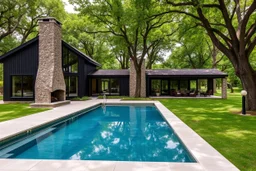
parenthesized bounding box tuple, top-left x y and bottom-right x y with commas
(11, 75, 34, 98)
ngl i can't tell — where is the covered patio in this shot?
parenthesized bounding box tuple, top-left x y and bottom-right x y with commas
(146, 69, 228, 99)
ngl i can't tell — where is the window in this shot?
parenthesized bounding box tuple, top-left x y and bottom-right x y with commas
(63, 47, 78, 73)
(190, 80, 197, 91)
(170, 80, 178, 90)
(12, 76, 33, 97)
(65, 76, 78, 97)
(151, 79, 161, 95)
(110, 79, 119, 95)
(91, 78, 120, 96)
(180, 80, 188, 90)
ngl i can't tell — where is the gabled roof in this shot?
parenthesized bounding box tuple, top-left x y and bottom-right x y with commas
(0, 37, 39, 62)
(62, 41, 100, 67)
(146, 69, 228, 77)
(0, 37, 101, 67)
(89, 69, 129, 76)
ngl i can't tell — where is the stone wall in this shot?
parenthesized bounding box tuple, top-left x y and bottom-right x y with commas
(221, 77, 227, 99)
(35, 18, 66, 103)
(129, 59, 146, 97)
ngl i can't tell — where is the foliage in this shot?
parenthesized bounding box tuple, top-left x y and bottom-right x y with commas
(70, 0, 177, 96)
(0, 81, 3, 87)
(70, 96, 91, 101)
(0, 96, 2, 100)
(164, 1, 256, 110)
(62, 14, 119, 69)
(160, 92, 256, 170)
(0, 103, 48, 122)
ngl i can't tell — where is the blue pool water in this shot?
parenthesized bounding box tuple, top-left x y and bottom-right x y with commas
(0, 105, 195, 162)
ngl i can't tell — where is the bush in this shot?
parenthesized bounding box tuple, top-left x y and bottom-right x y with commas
(0, 81, 2, 87)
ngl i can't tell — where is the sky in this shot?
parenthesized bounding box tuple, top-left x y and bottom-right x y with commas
(63, 0, 76, 13)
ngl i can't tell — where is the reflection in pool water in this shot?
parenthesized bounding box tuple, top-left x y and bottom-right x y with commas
(1, 106, 195, 162)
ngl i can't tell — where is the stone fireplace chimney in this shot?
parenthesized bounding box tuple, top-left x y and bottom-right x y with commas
(34, 17, 66, 105)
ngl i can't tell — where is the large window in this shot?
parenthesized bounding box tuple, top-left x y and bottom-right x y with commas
(65, 76, 78, 97)
(12, 76, 33, 97)
(161, 80, 169, 95)
(170, 80, 178, 90)
(91, 78, 120, 96)
(110, 79, 120, 95)
(63, 47, 78, 73)
(180, 80, 188, 90)
(151, 79, 161, 95)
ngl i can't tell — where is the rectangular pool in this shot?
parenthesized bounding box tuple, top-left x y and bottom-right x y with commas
(0, 105, 195, 162)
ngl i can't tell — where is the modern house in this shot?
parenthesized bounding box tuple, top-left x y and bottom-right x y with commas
(0, 18, 228, 104)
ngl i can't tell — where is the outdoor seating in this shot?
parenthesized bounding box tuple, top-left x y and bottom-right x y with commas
(202, 89, 213, 96)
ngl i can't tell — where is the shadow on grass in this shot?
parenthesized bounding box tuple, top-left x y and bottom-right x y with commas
(160, 93, 256, 171)
(0, 103, 49, 122)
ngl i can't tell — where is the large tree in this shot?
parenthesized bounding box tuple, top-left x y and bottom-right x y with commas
(70, 0, 176, 97)
(163, 0, 256, 110)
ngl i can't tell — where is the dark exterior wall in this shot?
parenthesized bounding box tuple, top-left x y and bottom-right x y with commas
(88, 76, 129, 96)
(120, 77, 129, 96)
(84, 62, 97, 96)
(3, 41, 39, 101)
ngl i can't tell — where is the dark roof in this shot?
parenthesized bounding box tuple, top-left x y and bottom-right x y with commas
(0, 37, 101, 67)
(89, 69, 129, 76)
(0, 37, 39, 62)
(146, 69, 228, 77)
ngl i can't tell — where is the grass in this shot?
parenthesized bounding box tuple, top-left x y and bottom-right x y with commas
(159, 91, 256, 171)
(70, 96, 91, 101)
(0, 103, 49, 122)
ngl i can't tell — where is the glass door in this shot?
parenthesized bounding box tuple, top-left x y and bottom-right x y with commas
(161, 80, 169, 95)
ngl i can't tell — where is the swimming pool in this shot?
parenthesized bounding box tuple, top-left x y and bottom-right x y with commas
(0, 105, 195, 162)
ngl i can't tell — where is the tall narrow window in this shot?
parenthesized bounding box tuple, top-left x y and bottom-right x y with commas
(12, 76, 33, 97)
(62, 47, 78, 73)
(65, 76, 78, 97)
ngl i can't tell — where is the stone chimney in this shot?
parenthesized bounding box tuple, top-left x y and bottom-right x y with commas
(129, 59, 146, 97)
(34, 17, 66, 104)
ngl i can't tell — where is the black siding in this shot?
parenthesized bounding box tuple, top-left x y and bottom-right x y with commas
(88, 76, 129, 96)
(3, 40, 39, 101)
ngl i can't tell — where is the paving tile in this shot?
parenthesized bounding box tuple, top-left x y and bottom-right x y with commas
(84, 161, 116, 171)
(1, 159, 40, 170)
(29, 160, 65, 170)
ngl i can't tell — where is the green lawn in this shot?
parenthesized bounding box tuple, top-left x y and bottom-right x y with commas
(0, 103, 48, 122)
(159, 92, 256, 171)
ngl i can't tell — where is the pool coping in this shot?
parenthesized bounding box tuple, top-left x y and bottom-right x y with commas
(0, 100, 239, 171)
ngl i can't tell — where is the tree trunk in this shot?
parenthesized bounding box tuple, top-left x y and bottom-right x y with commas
(135, 68, 141, 97)
(236, 60, 256, 111)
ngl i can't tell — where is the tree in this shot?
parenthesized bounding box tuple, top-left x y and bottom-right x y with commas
(163, 0, 256, 110)
(70, 0, 177, 97)
(16, 0, 66, 44)
(62, 14, 118, 69)
(0, 0, 27, 41)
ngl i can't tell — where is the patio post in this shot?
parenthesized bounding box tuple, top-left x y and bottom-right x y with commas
(221, 77, 227, 99)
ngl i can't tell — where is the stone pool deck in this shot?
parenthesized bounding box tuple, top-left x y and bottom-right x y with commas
(0, 100, 239, 171)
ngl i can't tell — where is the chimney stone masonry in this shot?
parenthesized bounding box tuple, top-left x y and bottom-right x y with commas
(33, 17, 67, 106)
(129, 59, 146, 97)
